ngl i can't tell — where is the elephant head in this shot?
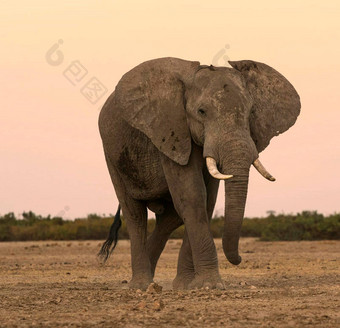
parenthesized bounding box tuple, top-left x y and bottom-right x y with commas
(114, 57, 300, 265)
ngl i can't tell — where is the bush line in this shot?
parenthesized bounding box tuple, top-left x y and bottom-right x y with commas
(0, 211, 338, 242)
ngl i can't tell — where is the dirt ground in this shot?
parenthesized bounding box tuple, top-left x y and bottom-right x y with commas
(0, 238, 339, 327)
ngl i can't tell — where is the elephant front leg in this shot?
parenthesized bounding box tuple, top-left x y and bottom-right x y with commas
(161, 153, 224, 290)
(174, 174, 219, 289)
(179, 206, 224, 290)
(173, 172, 223, 289)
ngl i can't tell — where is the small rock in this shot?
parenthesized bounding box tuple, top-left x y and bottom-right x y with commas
(136, 301, 147, 310)
(146, 282, 163, 294)
(239, 281, 247, 286)
(250, 285, 257, 289)
(136, 289, 142, 294)
(121, 280, 128, 284)
(153, 299, 164, 311)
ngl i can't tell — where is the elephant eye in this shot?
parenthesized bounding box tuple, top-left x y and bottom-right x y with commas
(198, 108, 206, 116)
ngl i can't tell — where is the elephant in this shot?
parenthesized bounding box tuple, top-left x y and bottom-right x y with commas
(98, 57, 300, 290)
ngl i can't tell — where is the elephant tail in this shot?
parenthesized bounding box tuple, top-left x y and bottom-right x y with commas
(97, 205, 122, 263)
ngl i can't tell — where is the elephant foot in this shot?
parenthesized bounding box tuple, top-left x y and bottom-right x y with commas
(129, 276, 153, 290)
(172, 272, 195, 290)
(188, 273, 225, 290)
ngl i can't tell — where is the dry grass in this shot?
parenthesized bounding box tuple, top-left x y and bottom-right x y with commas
(0, 238, 339, 327)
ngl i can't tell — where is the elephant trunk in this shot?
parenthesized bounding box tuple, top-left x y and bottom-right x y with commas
(204, 134, 273, 265)
(223, 172, 249, 265)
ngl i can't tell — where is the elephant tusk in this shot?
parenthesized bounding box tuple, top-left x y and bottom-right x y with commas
(253, 158, 276, 181)
(206, 157, 233, 180)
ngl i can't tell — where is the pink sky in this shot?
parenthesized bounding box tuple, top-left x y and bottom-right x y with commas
(1, 1, 339, 219)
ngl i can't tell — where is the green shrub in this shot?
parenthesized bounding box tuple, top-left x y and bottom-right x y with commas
(0, 211, 338, 241)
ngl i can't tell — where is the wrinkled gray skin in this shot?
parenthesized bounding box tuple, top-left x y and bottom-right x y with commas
(99, 57, 300, 290)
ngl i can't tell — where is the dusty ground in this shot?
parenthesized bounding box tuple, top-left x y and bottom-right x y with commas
(0, 238, 339, 327)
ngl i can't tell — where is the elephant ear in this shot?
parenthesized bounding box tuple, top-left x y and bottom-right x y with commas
(114, 58, 199, 165)
(229, 60, 301, 152)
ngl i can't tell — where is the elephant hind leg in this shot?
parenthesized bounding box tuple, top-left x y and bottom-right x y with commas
(172, 230, 195, 289)
(104, 154, 153, 290)
(123, 199, 153, 290)
(146, 201, 183, 277)
(146, 202, 195, 289)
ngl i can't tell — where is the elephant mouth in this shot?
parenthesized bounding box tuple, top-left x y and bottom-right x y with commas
(205, 156, 275, 182)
